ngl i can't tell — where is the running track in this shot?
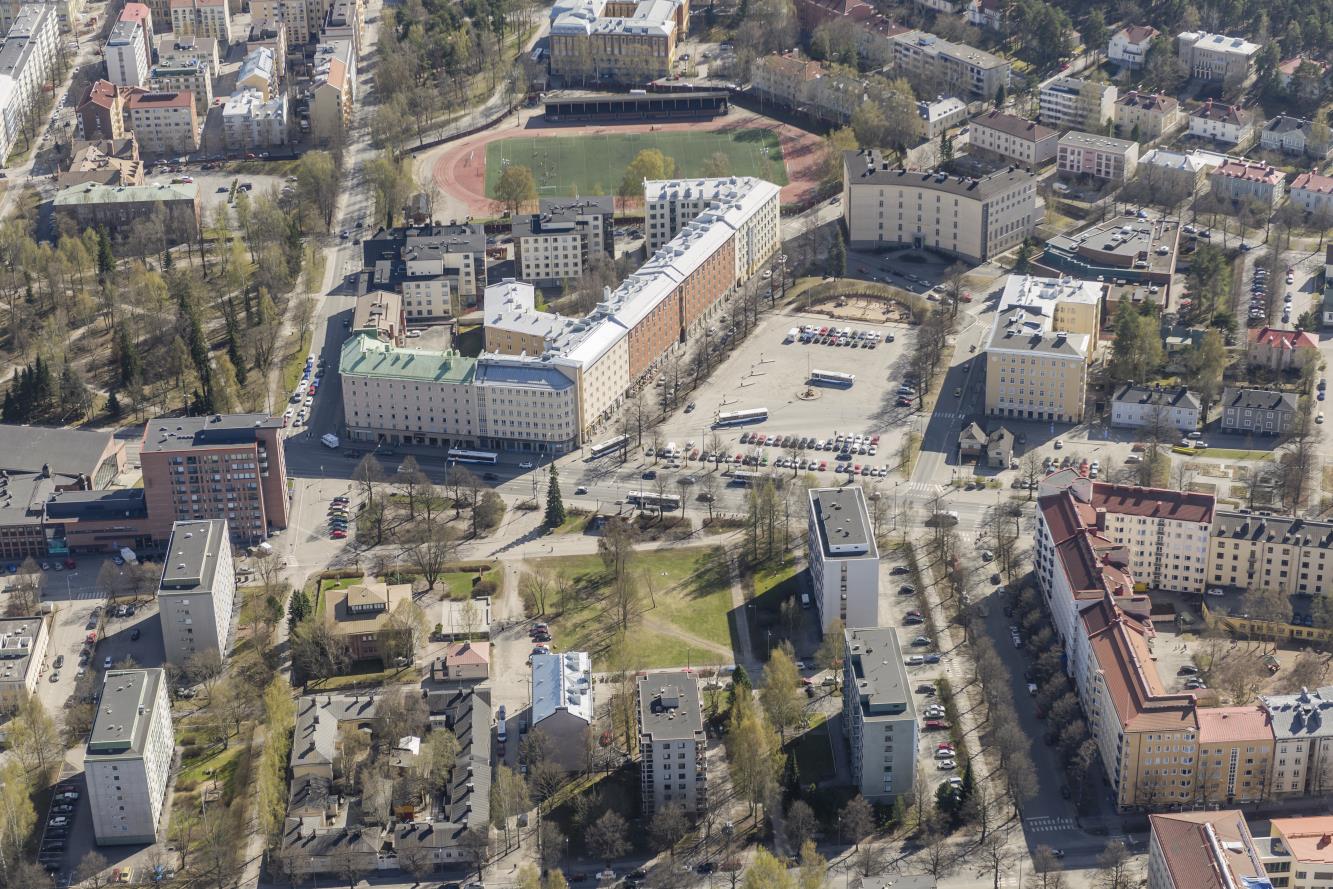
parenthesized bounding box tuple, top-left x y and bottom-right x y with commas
(430, 110, 827, 215)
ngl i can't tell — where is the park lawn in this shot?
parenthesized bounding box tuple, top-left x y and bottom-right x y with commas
(532, 546, 735, 669)
(177, 738, 244, 793)
(307, 664, 418, 691)
(439, 572, 476, 600)
(485, 129, 789, 199)
(552, 512, 592, 535)
(1195, 448, 1273, 461)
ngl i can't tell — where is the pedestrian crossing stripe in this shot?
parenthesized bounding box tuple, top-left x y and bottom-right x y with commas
(1023, 816, 1077, 833)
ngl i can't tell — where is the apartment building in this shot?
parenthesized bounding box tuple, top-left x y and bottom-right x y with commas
(1110, 384, 1201, 432)
(236, 45, 277, 99)
(322, 577, 411, 662)
(1247, 326, 1319, 372)
(1219, 387, 1298, 436)
(917, 96, 965, 139)
(531, 651, 593, 771)
(750, 53, 862, 126)
(637, 671, 706, 813)
(361, 222, 487, 313)
(148, 60, 212, 116)
(157, 519, 235, 665)
(842, 151, 1036, 262)
(138, 413, 289, 544)
(124, 89, 198, 154)
(169, 0, 231, 47)
(0, 0, 82, 31)
(888, 29, 1008, 99)
(246, 19, 286, 80)
(156, 34, 219, 76)
(642, 176, 781, 282)
(1136, 148, 1217, 194)
(1177, 31, 1259, 83)
(1114, 91, 1183, 141)
(76, 79, 127, 139)
(1108, 24, 1157, 69)
(1210, 159, 1284, 208)
(1058, 131, 1140, 182)
(513, 196, 615, 284)
(249, 0, 321, 45)
(1208, 512, 1333, 597)
(842, 627, 916, 802)
(1261, 816, 1333, 889)
(310, 40, 354, 147)
(1260, 687, 1333, 797)
(0, 4, 59, 161)
(983, 280, 1094, 424)
(1148, 811, 1271, 889)
(57, 139, 143, 188)
(351, 289, 404, 344)
(483, 278, 561, 356)
(968, 110, 1058, 166)
(119, 2, 154, 44)
(221, 88, 287, 149)
(321, 0, 364, 56)
(1188, 100, 1255, 146)
(0, 614, 49, 704)
(548, 0, 688, 84)
(1261, 114, 1327, 158)
(1278, 55, 1330, 89)
(86, 669, 174, 845)
(1087, 482, 1215, 595)
(1291, 172, 1333, 216)
(105, 19, 149, 87)
(806, 486, 879, 632)
(52, 181, 201, 244)
(1195, 705, 1275, 804)
(1039, 74, 1117, 132)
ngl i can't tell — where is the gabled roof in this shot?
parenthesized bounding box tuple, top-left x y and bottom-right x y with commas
(1293, 172, 1333, 195)
(1149, 811, 1267, 889)
(1115, 24, 1157, 45)
(1084, 601, 1197, 732)
(1249, 325, 1318, 351)
(1197, 705, 1273, 744)
(445, 640, 489, 666)
(1090, 481, 1214, 524)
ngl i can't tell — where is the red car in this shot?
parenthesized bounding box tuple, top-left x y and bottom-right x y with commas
(817, 461, 827, 471)
(924, 720, 949, 730)
(870, 434, 880, 444)
(330, 530, 347, 539)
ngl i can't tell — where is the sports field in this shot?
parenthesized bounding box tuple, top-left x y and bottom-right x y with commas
(483, 128, 789, 199)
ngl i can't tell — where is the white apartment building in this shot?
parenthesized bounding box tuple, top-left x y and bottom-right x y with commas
(637, 671, 706, 814)
(105, 19, 149, 87)
(1108, 25, 1157, 69)
(148, 60, 212, 116)
(125, 89, 198, 154)
(643, 176, 781, 284)
(1087, 482, 1214, 595)
(156, 34, 219, 77)
(1109, 383, 1201, 432)
(310, 40, 354, 147)
(1177, 31, 1259, 82)
(888, 29, 1010, 99)
(806, 487, 879, 633)
(1057, 131, 1140, 181)
(530, 651, 593, 771)
(842, 627, 917, 802)
(0, 4, 59, 161)
(1188, 100, 1254, 146)
(1210, 159, 1284, 208)
(221, 88, 287, 149)
(0, 0, 82, 32)
(1039, 74, 1117, 132)
(236, 45, 276, 99)
(0, 614, 49, 703)
(157, 520, 235, 664)
(514, 196, 614, 285)
(917, 96, 966, 139)
(1260, 688, 1333, 797)
(843, 150, 1037, 263)
(169, 0, 231, 47)
(86, 669, 174, 845)
(968, 110, 1058, 166)
(1291, 172, 1333, 216)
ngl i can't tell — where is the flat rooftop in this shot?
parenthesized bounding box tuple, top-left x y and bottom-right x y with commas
(846, 627, 914, 719)
(0, 425, 116, 476)
(0, 615, 45, 688)
(159, 520, 226, 593)
(809, 487, 876, 559)
(637, 671, 703, 742)
(141, 413, 279, 453)
(87, 668, 165, 758)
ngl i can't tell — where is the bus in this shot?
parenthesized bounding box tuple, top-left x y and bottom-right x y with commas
(447, 448, 499, 465)
(627, 490, 682, 511)
(714, 407, 768, 427)
(588, 435, 629, 459)
(810, 369, 855, 387)
(727, 470, 782, 488)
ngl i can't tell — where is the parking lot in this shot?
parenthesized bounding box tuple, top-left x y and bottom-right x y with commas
(648, 310, 921, 481)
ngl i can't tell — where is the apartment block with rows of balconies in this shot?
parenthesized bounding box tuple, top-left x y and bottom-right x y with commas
(637, 671, 706, 814)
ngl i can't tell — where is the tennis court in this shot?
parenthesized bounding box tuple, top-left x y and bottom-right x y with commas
(483, 128, 789, 199)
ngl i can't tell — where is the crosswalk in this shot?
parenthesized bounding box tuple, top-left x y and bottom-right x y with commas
(1023, 815, 1078, 834)
(900, 482, 945, 497)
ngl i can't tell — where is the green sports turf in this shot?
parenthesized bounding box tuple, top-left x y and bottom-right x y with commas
(484, 128, 789, 199)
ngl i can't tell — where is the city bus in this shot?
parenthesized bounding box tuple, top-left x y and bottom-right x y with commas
(626, 490, 682, 511)
(810, 369, 855, 387)
(727, 470, 782, 488)
(588, 435, 629, 459)
(446, 448, 499, 465)
(714, 407, 768, 427)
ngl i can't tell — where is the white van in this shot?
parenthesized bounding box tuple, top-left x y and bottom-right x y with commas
(320, 433, 340, 449)
(800, 592, 811, 609)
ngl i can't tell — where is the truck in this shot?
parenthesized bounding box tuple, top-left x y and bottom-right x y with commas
(321, 433, 340, 449)
(784, 327, 799, 343)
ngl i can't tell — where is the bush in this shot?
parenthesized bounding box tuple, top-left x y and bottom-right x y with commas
(179, 736, 198, 747)
(176, 778, 198, 793)
(472, 579, 498, 597)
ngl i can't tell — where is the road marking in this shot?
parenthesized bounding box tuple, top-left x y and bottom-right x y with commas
(1023, 815, 1077, 833)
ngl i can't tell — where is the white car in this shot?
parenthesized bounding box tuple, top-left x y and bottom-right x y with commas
(519, 461, 534, 468)
(937, 758, 958, 770)
(1206, 588, 1225, 597)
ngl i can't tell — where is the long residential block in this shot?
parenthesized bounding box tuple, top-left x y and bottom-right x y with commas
(86, 669, 174, 845)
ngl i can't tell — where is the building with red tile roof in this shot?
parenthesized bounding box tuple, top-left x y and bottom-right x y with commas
(1196, 705, 1275, 803)
(1247, 325, 1319, 372)
(1148, 810, 1270, 889)
(1292, 170, 1333, 216)
(1211, 159, 1286, 207)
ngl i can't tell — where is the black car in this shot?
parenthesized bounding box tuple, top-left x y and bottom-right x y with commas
(53, 654, 63, 669)
(696, 863, 717, 875)
(130, 629, 141, 641)
(483, 472, 499, 481)
(642, 470, 657, 480)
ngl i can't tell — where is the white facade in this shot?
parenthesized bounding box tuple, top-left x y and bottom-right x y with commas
(170, 0, 232, 45)
(1292, 172, 1333, 216)
(968, 110, 1058, 166)
(637, 672, 706, 814)
(221, 87, 287, 149)
(0, 5, 58, 161)
(0, 615, 48, 702)
(1108, 25, 1156, 69)
(86, 669, 174, 845)
(806, 487, 879, 632)
(643, 176, 781, 283)
(1090, 494, 1212, 596)
(1109, 384, 1201, 432)
(1039, 75, 1117, 132)
(105, 19, 149, 87)
(157, 520, 235, 664)
(842, 627, 917, 802)
(1057, 131, 1140, 181)
(515, 228, 586, 283)
(1188, 102, 1253, 146)
(1177, 31, 1259, 82)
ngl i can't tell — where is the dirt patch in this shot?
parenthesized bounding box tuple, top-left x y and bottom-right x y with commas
(806, 295, 915, 324)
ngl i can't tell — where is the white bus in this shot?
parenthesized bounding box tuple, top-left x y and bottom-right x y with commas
(447, 448, 499, 465)
(727, 470, 783, 488)
(810, 369, 856, 387)
(627, 490, 682, 511)
(588, 435, 629, 459)
(714, 407, 768, 427)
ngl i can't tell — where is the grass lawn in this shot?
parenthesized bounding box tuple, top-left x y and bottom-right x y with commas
(532, 546, 736, 670)
(308, 664, 418, 690)
(552, 512, 592, 535)
(1193, 448, 1273, 461)
(485, 129, 789, 199)
(176, 740, 244, 797)
(439, 572, 476, 600)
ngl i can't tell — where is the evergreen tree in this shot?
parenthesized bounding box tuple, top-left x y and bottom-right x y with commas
(993, 84, 1006, 110)
(58, 363, 91, 421)
(96, 228, 114, 279)
(544, 465, 566, 528)
(106, 389, 122, 418)
(31, 357, 53, 414)
(1, 389, 17, 423)
(162, 247, 173, 271)
(287, 587, 311, 631)
(940, 132, 953, 165)
(115, 327, 142, 388)
(826, 229, 846, 278)
(960, 760, 976, 801)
